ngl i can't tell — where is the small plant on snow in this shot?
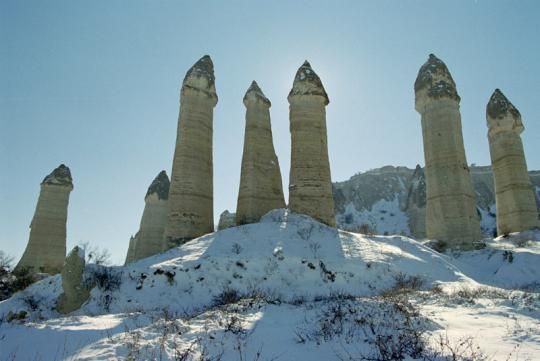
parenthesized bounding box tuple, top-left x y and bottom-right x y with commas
(231, 243, 243, 255)
(502, 250, 514, 263)
(212, 287, 241, 307)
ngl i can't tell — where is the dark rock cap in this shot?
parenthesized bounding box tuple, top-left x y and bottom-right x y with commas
(243, 81, 271, 107)
(414, 54, 460, 102)
(183, 55, 216, 89)
(41, 164, 73, 187)
(487, 89, 521, 121)
(288, 60, 329, 105)
(146, 170, 170, 200)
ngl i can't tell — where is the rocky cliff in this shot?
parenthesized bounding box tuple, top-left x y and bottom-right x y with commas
(334, 165, 540, 238)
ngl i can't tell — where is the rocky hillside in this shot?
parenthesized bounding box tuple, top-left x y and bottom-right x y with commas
(333, 165, 540, 238)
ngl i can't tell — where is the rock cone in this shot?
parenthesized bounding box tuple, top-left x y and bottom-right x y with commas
(126, 171, 170, 264)
(236, 81, 285, 225)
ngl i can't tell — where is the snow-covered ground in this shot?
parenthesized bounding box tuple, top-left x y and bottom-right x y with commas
(1, 210, 539, 360)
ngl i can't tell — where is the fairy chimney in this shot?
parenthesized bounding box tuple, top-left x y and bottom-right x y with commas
(414, 54, 481, 248)
(236, 81, 285, 225)
(287, 61, 335, 226)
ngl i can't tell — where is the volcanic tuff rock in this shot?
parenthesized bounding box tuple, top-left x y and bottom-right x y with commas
(57, 246, 90, 314)
(217, 210, 236, 231)
(415, 54, 481, 248)
(15, 164, 73, 274)
(487, 89, 540, 234)
(288, 61, 335, 226)
(163, 55, 218, 248)
(236, 81, 285, 225)
(126, 171, 170, 264)
(333, 165, 540, 238)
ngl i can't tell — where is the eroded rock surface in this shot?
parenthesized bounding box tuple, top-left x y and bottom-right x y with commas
(414, 54, 481, 248)
(218, 210, 236, 230)
(16, 164, 73, 274)
(57, 246, 90, 314)
(163, 55, 218, 248)
(126, 171, 170, 264)
(236, 81, 285, 225)
(288, 61, 335, 227)
(487, 89, 540, 234)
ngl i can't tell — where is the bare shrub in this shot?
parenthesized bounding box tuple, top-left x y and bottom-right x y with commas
(381, 273, 425, 297)
(212, 288, 241, 307)
(78, 241, 112, 266)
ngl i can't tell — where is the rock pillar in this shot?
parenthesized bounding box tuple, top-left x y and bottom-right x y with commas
(126, 171, 170, 264)
(163, 55, 218, 248)
(57, 246, 90, 314)
(486, 89, 540, 234)
(236, 81, 285, 225)
(16, 164, 73, 274)
(287, 61, 335, 226)
(414, 54, 481, 248)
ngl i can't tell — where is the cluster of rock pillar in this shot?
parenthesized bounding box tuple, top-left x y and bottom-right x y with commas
(414, 54, 481, 248)
(15, 164, 73, 274)
(486, 89, 540, 235)
(415, 54, 539, 246)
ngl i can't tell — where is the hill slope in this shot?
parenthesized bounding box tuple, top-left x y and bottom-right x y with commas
(1, 210, 539, 360)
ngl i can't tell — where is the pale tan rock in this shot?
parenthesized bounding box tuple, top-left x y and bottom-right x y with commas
(125, 171, 170, 264)
(486, 89, 540, 234)
(124, 234, 138, 265)
(236, 81, 285, 225)
(57, 246, 89, 314)
(218, 210, 236, 230)
(414, 54, 481, 248)
(16, 164, 73, 274)
(405, 165, 427, 239)
(163, 55, 218, 248)
(287, 61, 335, 226)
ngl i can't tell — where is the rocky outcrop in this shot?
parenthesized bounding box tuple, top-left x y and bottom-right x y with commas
(57, 246, 90, 314)
(236, 81, 285, 225)
(124, 234, 137, 265)
(333, 165, 540, 238)
(16, 164, 73, 274)
(218, 210, 236, 230)
(414, 54, 481, 248)
(125, 171, 170, 264)
(404, 165, 427, 238)
(163, 55, 218, 249)
(288, 61, 335, 227)
(487, 89, 540, 234)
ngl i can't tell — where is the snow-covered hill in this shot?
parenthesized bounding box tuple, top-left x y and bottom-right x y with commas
(1, 210, 539, 360)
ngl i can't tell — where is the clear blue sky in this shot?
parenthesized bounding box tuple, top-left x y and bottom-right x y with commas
(1, 0, 539, 264)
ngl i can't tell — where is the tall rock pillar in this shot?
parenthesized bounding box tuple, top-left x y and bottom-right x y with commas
(163, 55, 218, 248)
(486, 89, 540, 234)
(126, 171, 170, 264)
(236, 81, 285, 225)
(414, 54, 481, 248)
(16, 164, 73, 273)
(288, 61, 335, 226)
